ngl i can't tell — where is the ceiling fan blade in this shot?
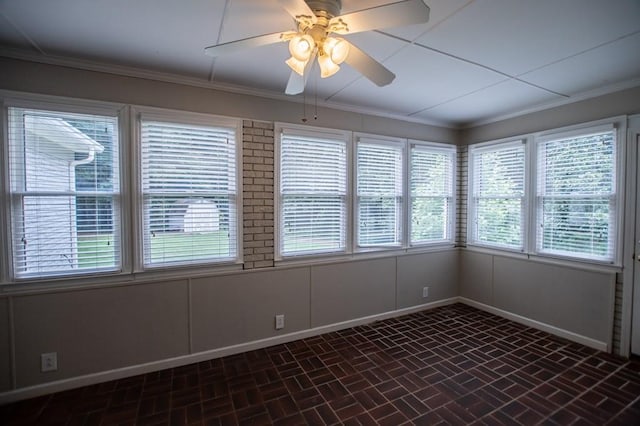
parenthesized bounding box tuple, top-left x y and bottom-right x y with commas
(285, 71, 306, 95)
(278, 0, 317, 24)
(205, 31, 289, 57)
(343, 42, 395, 87)
(330, 0, 430, 35)
(285, 52, 317, 95)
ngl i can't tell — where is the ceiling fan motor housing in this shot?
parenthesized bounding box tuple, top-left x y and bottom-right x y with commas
(305, 0, 342, 20)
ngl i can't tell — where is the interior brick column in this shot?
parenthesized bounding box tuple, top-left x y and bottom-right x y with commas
(456, 145, 468, 247)
(242, 120, 275, 269)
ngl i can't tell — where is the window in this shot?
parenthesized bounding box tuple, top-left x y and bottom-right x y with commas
(277, 127, 457, 260)
(410, 143, 455, 245)
(7, 106, 121, 279)
(469, 141, 525, 250)
(278, 128, 348, 257)
(139, 116, 239, 267)
(356, 138, 404, 248)
(467, 120, 623, 265)
(536, 127, 617, 262)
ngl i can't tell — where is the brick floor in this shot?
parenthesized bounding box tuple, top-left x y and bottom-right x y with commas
(1, 303, 639, 425)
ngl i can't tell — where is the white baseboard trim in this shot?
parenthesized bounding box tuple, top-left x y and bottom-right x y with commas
(459, 297, 608, 352)
(0, 297, 457, 405)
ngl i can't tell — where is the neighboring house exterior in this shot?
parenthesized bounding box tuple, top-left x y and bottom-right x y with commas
(20, 115, 104, 273)
(170, 199, 221, 233)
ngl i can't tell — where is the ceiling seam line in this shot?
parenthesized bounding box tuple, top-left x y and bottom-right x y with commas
(208, 0, 232, 82)
(406, 78, 511, 117)
(373, 0, 476, 46)
(0, 11, 46, 55)
(411, 41, 568, 97)
(325, 0, 476, 103)
(515, 28, 640, 79)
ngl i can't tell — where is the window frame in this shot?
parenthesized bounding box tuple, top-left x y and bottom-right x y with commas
(466, 117, 626, 268)
(354, 134, 407, 251)
(274, 123, 352, 261)
(133, 106, 243, 271)
(467, 139, 527, 252)
(531, 123, 623, 265)
(2, 95, 128, 283)
(275, 127, 457, 265)
(0, 96, 245, 287)
(408, 140, 457, 247)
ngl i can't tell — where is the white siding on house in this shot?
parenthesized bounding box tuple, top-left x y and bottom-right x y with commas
(22, 125, 78, 273)
(10, 111, 108, 276)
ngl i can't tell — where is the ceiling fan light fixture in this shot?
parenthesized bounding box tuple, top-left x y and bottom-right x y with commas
(323, 37, 349, 65)
(318, 53, 340, 78)
(288, 34, 315, 61)
(286, 56, 309, 76)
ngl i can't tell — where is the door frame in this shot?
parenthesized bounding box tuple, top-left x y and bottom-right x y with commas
(622, 114, 640, 356)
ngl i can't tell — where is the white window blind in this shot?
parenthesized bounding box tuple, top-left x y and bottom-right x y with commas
(7, 107, 121, 278)
(470, 142, 525, 250)
(279, 132, 347, 256)
(140, 119, 237, 267)
(410, 145, 455, 244)
(536, 129, 617, 262)
(357, 140, 403, 247)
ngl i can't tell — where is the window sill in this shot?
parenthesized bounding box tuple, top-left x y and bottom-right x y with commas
(463, 245, 622, 274)
(275, 243, 457, 268)
(0, 262, 244, 296)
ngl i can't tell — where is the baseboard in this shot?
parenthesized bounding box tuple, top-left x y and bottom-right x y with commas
(459, 297, 608, 352)
(0, 297, 457, 405)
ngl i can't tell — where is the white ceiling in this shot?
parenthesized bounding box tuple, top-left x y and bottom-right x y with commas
(0, 0, 639, 127)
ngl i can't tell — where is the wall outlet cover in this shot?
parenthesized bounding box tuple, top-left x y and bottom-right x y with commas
(275, 314, 285, 330)
(41, 352, 58, 372)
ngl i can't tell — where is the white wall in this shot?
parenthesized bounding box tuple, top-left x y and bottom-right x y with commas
(459, 251, 615, 349)
(12, 281, 190, 388)
(0, 57, 459, 144)
(0, 251, 458, 399)
(0, 298, 10, 392)
(396, 251, 459, 309)
(1, 56, 639, 401)
(190, 268, 311, 351)
(0, 57, 461, 400)
(458, 88, 640, 355)
(460, 86, 640, 143)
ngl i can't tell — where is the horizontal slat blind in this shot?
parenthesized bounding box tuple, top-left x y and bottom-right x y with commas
(471, 142, 525, 249)
(280, 133, 347, 255)
(537, 130, 616, 261)
(8, 107, 121, 278)
(141, 120, 237, 266)
(357, 141, 403, 247)
(410, 145, 454, 244)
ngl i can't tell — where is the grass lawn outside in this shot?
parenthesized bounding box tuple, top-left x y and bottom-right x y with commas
(77, 231, 231, 268)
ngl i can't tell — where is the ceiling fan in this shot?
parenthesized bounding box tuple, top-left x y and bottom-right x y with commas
(205, 0, 430, 95)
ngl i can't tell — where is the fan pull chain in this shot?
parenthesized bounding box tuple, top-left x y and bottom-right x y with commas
(301, 89, 307, 123)
(314, 71, 318, 120)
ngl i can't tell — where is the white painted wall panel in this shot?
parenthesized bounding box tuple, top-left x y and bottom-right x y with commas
(311, 258, 396, 327)
(0, 298, 11, 392)
(492, 256, 614, 343)
(12, 281, 189, 388)
(190, 268, 311, 352)
(459, 251, 493, 304)
(396, 251, 458, 309)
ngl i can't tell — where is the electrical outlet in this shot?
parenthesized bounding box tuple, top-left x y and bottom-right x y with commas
(275, 314, 285, 330)
(422, 286, 429, 298)
(41, 352, 58, 372)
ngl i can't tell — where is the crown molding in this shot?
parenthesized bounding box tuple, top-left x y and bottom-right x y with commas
(2, 47, 638, 131)
(463, 77, 640, 129)
(0, 47, 453, 129)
